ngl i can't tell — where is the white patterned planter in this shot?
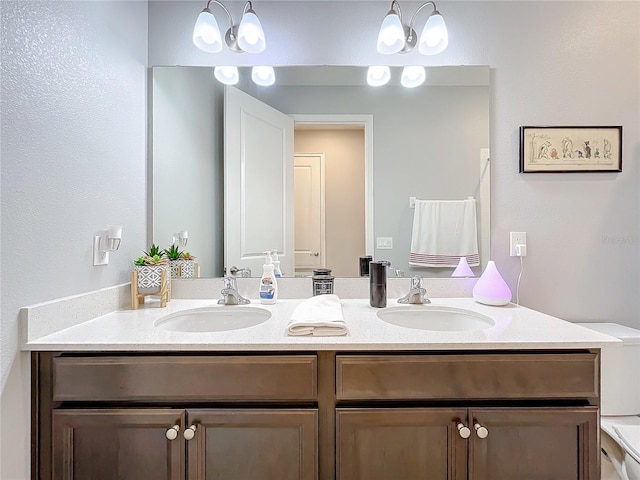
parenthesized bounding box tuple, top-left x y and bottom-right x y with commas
(170, 259, 196, 278)
(134, 264, 171, 294)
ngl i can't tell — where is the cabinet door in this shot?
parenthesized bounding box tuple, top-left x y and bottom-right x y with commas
(52, 409, 184, 480)
(336, 408, 468, 480)
(186, 409, 317, 480)
(469, 407, 599, 480)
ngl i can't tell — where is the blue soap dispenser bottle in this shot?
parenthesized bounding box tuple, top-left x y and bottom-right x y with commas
(259, 251, 278, 305)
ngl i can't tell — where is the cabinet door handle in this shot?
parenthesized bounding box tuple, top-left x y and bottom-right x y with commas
(456, 423, 471, 439)
(474, 423, 489, 439)
(165, 425, 180, 441)
(183, 424, 197, 440)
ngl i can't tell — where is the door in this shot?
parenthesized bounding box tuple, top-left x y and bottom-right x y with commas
(336, 408, 468, 480)
(52, 409, 184, 480)
(294, 153, 325, 274)
(186, 408, 318, 480)
(224, 86, 295, 276)
(469, 407, 599, 480)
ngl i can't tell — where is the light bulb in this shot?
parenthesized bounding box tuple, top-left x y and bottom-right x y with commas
(193, 9, 223, 53)
(367, 66, 391, 87)
(238, 10, 266, 53)
(377, 11, 405, 54)
(401, 66, 426, 88)
(251, 66, 275, 86)
(418, 11, 448, 55)
(214, 66, 239, 85)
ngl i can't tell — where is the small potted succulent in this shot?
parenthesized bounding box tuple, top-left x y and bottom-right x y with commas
(133, 244, 171, 295)
(166, 245, 197, 278)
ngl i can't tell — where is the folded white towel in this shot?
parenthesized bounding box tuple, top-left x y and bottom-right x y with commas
(614, 425, 640, 464)
(409, 198, 479, 267)
(287, 294, 348, 337)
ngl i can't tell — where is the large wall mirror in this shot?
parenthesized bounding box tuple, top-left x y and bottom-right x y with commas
(151, 65, 490, 278)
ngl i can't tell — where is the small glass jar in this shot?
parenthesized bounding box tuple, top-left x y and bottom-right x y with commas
(312, 268, 334, 296)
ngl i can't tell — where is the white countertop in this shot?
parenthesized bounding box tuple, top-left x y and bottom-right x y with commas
(23, 297, 619, 351)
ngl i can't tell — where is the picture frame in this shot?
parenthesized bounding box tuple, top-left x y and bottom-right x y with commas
(519, 126, 622, 173)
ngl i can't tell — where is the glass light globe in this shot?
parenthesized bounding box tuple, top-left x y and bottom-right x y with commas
(251, 66, 275, 86)
(367, 66, 391, 87)
(238, 10, 266, 53)
(214, 66, 239, 85)
(377, 12, 405, 54)
(193, 9, 223, 53)
(401, 66, 426, 88)
(418, 12, 448, 55)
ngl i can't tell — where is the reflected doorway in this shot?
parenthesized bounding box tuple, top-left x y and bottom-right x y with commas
(294, 125, 366, 277)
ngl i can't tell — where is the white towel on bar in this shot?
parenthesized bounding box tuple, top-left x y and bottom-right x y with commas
(287, 294, 348, 337)
(409, 198, 479, 268)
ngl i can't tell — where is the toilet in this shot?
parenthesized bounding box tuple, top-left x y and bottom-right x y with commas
(576, 322, 640, 480)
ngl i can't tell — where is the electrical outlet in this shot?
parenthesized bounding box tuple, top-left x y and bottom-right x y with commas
(510, 232, 526, 256)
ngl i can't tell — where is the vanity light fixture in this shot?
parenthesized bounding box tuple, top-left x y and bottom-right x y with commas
(173, 230, 189, 248)
(400, 65, 426, 88)
(93, 225, 123, 266)
(193, 0, 266, 54)
(214, 66, 239, 85)
(367, 66, 391, 86)
(377, 0, 448, 56)
(251, 66, 276, 86)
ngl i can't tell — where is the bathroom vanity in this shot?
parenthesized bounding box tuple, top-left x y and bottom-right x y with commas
(26, 297, 613, 480)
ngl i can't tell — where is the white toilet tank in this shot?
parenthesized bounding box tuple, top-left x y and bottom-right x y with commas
(576, 322, 640, 416)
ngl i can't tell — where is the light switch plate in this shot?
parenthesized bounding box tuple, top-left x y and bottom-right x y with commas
(376, 237, 393, 249)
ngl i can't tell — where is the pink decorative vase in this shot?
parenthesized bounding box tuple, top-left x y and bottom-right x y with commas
(472, 260, 512, 306)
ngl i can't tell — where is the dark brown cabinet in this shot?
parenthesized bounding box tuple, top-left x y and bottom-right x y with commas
(33, 350, 601, 480)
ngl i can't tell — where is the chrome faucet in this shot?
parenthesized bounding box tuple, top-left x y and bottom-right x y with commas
(397, 275, 430, 305)
(229, 266, 252, 278)
(218, 276, 251, 305)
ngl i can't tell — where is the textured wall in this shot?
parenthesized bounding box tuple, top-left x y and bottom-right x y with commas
(0, 1, 148, 477)
(149, 0, 640, 325)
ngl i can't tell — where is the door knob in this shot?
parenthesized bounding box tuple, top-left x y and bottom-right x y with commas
(474, 423, 489, 439)
(183, 424, 197, 440)
(165, 425, 179, 441)
(456, 423, 471, 439)
(313, 252, 319, 256)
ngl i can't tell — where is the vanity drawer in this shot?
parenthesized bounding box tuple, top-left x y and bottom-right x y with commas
(336, 353, 598, 401)
(53, 355, 317, 402)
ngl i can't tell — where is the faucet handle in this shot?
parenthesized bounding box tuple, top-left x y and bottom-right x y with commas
(411, 275, 422, 289)
(223, 276, 237, 290)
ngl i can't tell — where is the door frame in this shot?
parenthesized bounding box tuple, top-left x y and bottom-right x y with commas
(290, 114, 374, 257)
(294, 153, 327, 273)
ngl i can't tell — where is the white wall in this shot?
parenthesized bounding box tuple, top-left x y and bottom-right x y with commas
(0, 1, 148, 478)
(149, 0, 640, 326)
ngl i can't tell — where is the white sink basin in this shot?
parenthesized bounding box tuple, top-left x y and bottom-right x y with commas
(377, 305, 495, 332)
(155, 306, 271, 333)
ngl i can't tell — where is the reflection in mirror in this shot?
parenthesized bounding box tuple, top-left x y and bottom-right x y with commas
(151, 66, 490, 278)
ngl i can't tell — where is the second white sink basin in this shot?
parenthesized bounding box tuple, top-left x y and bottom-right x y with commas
(377, 305, 495, 332)
(155, 306, 271, 333)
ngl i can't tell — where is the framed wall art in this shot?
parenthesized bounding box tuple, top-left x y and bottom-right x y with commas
(519, 126, 622, 173)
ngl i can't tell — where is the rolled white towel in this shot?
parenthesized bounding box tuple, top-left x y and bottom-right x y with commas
(287, 294, 348, 337)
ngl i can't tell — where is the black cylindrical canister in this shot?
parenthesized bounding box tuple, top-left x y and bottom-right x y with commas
(312, 268, 334, 296)
(369, 261, 388, 308)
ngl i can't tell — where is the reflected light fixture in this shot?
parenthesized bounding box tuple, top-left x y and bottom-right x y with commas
(377, 0, 448, 55)
(193, 0, 266, 54)
(214, 66, 239, 85)
(251, 66, 276, 86)
(400, 65, 426, 88)
(367, 66, 391, 86)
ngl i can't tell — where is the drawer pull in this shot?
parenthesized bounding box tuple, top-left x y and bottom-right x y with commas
(165, 425, 179, 441)
(457, 423, 471, 439)
(184, 424, 197, 440)
(474, 423, 489, 439)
